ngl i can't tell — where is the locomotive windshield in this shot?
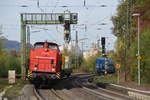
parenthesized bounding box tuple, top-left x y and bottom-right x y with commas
(35, 44, 44, 48)
(48, 44, 59, 51)
(34, 42, 60, 51)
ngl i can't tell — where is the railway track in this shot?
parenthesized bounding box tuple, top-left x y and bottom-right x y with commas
(35, 88, 64, 100)
(33, 75, 76, 100)
(33, 87, 43, 100)
(50, 89, 64, 100)
(74, 74, 134, 100)
(31, 73, 135, 100)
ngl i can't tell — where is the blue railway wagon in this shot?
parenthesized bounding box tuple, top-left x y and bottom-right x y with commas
(95, 57, 115, 75)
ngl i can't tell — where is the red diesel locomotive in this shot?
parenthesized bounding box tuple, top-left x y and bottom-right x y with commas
(28, 42, 66, 84)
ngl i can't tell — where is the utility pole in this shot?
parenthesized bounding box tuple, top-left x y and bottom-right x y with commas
(81, 41, 84, 55)
(27, 26, 30, 49)
(97, 34, 99, 49)
(27, 26, 30, 68)
(132, 13, 141, 86)
(21, 14, 27, 79)
(75, 31, 78, 68)
(75, 31, 78, 48)
(137, 14, 141, 86)
(97, 39, 100, 52)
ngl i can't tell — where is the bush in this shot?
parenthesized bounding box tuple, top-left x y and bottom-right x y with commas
(0, 51, 21, 77)
(129, 29, 150, 83)
(81, 54, 100, 72)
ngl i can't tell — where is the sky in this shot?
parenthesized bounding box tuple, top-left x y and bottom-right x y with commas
(0, 0, 120, 51)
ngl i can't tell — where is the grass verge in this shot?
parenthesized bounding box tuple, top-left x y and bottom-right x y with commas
(93, 74, 150, 93)
(3, 79, 28, 99)
(93, 74, 125, 84)
(93, 74, 128, 94)
(0, 78, 9, 92)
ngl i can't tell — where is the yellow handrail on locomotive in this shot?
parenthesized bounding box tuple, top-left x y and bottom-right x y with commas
(61, 55, 65, 70)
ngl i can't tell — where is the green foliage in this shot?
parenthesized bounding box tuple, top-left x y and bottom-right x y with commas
(0, 52, 21, 77)
(81, 54, 101, 72)
(0, 37, 21, 77)
(94, 74, 124, 84)
(112, 0, 150, 83)
(3, 79, 27, 99)
(0, 78, 8, 92)
(140, 29, 150, 83)
(129, 29, 150, 83)
(0, 37, 4, 54)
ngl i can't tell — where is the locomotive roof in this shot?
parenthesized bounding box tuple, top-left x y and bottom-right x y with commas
(34, 42, 58, 45)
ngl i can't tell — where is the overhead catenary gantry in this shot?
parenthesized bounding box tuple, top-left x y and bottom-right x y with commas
(20, 11, 78, 79)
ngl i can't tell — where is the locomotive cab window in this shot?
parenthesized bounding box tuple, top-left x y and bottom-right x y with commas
(48, 44, 59, 51)
(34, 44, 44, 48)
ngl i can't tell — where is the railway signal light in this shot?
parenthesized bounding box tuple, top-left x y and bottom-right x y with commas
(101, 37, 105, 45)
(64, 21, 71, 43)
(58, 15, 63, 23)
(101, 37, 106, 55)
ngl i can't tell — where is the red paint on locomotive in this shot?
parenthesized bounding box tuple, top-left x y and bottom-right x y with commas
(29, 42, 62, 73)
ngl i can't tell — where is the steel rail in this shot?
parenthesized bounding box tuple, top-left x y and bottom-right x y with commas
(74, 74, 134, 100)
(33, 87, 44, 100)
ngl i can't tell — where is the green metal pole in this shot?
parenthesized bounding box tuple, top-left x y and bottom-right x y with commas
(27, 26, 30, 68)
(21, 14, 26, 79)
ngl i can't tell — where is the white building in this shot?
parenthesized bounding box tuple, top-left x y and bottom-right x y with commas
(83, 43, 100, 60)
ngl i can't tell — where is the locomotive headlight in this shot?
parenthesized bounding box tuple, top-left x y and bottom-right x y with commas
(52, 67, 55, 72)
(34, 67, 37, 70)
(34, 64, 38, 70)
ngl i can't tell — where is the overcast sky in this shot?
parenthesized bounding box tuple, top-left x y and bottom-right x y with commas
(0, 0, 120, 51)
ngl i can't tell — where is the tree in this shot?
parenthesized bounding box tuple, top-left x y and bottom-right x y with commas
(0, 36, 21, 77)
(112, 0, 150, 83)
